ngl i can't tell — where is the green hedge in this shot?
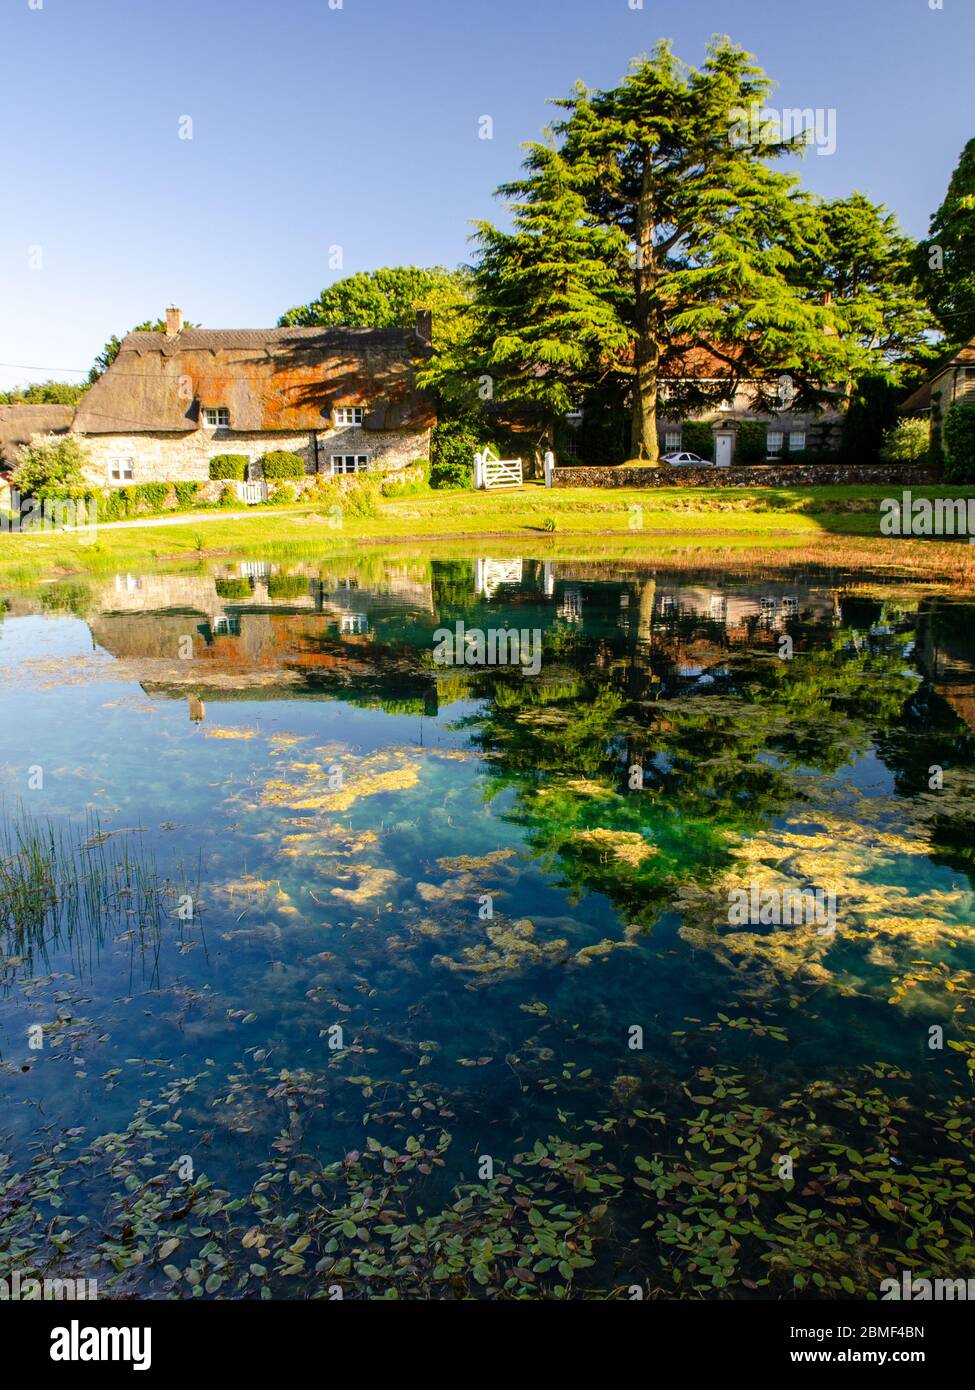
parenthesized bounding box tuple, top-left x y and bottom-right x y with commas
(209, 455, 248, 481)
(260, 451, 305, 480)
(943, 401, 975, 483)
(174, 481, 201, 510)
(102, 483, 170, 520)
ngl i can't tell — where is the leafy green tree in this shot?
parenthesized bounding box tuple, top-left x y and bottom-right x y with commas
(463, 41, 862, 462)
(88, 319, 199, 382)
(918, 138, 975, 347)
(0, 380, 87, 406)
(278, 266, 470, 350)
(12, 434, 90, 494)
(430, 145, 631, 439)
(803, 193, 938, 386)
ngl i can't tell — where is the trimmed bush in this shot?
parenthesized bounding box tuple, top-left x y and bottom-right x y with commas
(260, 451, 305, 480)
(879, 418, 930, 464)
(219, 484, 239, 508)
(430, 419, 484, 489)
(943, 400, 975, 483)
(209, 455, 248, 481)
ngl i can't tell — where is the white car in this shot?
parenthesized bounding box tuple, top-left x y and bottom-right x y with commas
(662, 451, 715, 466)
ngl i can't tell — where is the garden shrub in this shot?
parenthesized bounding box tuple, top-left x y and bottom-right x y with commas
(943, 400, 975, 483)
(260, 451, 305, 480)
(209, 455, 248, 481)
(12, 435, 90, 495)
(268, 482, 297, 505)
(340, 478, 381, 518)
(219, 485, 239, 508)
(879, 418, 931, 464)
(380, 460, 431, 498)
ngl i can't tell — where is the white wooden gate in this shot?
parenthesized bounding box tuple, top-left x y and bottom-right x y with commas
(475, 447, 523, 489)
(236, 481, 268, 505)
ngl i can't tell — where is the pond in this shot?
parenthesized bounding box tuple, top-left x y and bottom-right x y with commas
(1, 550, 973, 1300)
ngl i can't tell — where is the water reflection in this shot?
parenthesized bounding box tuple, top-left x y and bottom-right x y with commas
(1, 553, 973, 1299)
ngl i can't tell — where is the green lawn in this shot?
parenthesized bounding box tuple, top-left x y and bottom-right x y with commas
(2, 483, 974, 585)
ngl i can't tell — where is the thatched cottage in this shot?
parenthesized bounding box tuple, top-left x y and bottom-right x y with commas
(70, 307, 436, 486)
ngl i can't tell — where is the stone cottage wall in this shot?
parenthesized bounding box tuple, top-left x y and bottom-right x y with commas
(77, 425, 431, 488)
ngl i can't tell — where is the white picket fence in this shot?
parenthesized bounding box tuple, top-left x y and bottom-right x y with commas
(475, 447, 523, 489)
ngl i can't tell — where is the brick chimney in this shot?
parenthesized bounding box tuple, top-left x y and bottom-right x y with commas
(416, 308, 433, 344)
(166, 306, 184, 337)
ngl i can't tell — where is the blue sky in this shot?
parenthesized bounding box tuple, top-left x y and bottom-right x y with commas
(1, 0, 972, 389)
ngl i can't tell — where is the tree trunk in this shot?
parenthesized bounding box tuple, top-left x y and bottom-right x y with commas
(630, 160, 660, 462)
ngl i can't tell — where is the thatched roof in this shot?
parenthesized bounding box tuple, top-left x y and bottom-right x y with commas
(0, 404, 75, 468)
(73, 326, 435, 435)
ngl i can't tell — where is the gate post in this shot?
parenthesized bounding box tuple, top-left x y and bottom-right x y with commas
(544, 451, 555, 488)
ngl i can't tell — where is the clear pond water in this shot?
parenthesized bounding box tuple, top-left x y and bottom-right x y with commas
(1, 552, 973, 1299)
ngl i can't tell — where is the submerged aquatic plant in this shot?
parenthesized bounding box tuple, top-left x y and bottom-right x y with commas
(0, 807, 198, 976)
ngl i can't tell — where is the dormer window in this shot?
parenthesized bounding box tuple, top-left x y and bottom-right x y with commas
(204, 407, 230, 428)
(334, 407, 365, 427)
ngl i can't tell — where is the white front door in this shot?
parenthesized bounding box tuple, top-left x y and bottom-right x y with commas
(715, 435, 733, 467)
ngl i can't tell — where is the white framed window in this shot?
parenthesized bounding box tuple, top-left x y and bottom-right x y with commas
(565, 437, 579, 458)
(334, 407, 365, 427)
(109, 458, 134, 482)
(203, 407, 230, 428)
(767, 431, 784, 458)
(330, 455, 370, 475)
(789, 431, 807, 452)
(664, 430, 682, 451)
